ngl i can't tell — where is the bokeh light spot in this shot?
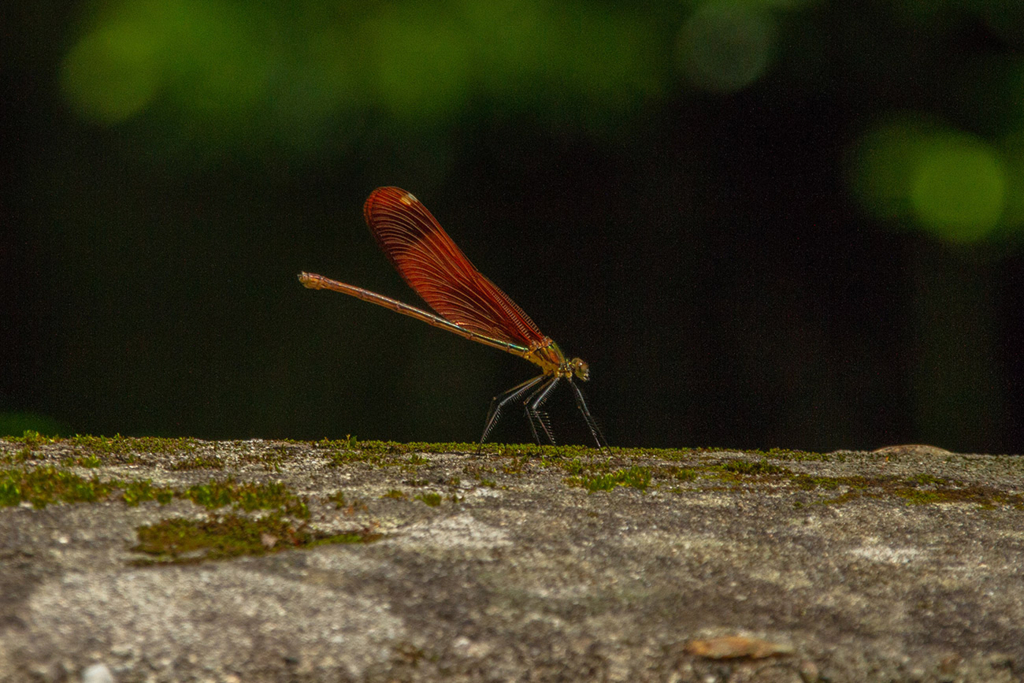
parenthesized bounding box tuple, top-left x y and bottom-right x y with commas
(851, 119, 1009, 241)
(62, 20, 163, 124)
(62, 0, 276, 132)
(910, 135, 1005, 242)
(676, 1, 776, 93)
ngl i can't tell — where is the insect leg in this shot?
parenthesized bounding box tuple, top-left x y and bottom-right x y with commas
(569, 380, 608, 450)
(525, 377, 561, 445)
(481, 374, 548, 444)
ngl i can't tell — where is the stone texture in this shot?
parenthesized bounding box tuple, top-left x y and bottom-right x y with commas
(0, 439, 1022, 682)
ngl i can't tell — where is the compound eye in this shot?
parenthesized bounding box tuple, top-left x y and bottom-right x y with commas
(572, 359, 590, 381)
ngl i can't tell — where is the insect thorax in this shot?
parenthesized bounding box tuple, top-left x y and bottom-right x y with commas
(525, 339, 589, 380)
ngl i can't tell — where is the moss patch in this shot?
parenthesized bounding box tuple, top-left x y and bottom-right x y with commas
(0, 466, 114, 507)
(183, 479, 310, 518)
(566, 466, 652, 493)
(122, 480, 175, 506)
(69, 434, 198, 460)
(131, 514, 380, 565)
(4, 435, 1022, 513)
(415, 492, 443, 507)
(0, 465, 314, 517)
(716, 459, 789, 477)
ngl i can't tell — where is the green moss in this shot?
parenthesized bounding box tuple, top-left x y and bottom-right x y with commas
(415, 492, 443, 507)
(184, 479, 309, 518)
(562, 457, 585, 476)
(664, 465, 698, 482)
(72, 455, 103, 468)
(891, 481, 1020, 507)
(130, 513, 381, 565)
(717, 459, 789, 477)
(314, 434, 359, 450)
(907, 473, 947, 486)
(0, 466, 114, 508)
(0, 464, 317, 515)
(500, 457, 528, 475)
(897, 489, 947, 505)
(69, 434, 198, 457)
(792, 473, 1024, 509)
(5, 436, 1020, 514)
(567, 466, 652, 493)
(122, 480, 175, 506)
(347, 440, 406, 456)
(382, 489, 407, 500)
(7, 430, 60, 449)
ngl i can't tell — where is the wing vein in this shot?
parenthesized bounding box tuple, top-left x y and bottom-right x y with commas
(363, 187, 548, 348)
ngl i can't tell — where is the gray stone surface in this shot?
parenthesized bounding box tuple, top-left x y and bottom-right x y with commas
(0, 438, 1022, 682)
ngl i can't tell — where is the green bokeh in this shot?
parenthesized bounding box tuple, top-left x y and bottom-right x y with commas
(676, 1, 776, 93)
(852, 120, 1009, 242)
(61, 0, 276, 128)
(910, 134, 1005, 242)
(61, 19, 164, 124)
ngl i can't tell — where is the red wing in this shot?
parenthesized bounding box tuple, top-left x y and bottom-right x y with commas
(363, 187, 548, 348)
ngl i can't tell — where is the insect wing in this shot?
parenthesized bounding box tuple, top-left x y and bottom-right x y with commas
(363, 187, 547, 347)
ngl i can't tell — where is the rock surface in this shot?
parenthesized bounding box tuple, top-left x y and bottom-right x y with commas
(0, 437, 1022, 682)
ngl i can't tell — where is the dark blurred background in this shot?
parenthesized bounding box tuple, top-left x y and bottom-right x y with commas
(3, 0, 1024, 452)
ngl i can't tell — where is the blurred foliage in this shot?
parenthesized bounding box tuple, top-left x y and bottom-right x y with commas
(58, 0, 1024, 242)
(61, 0, 670, 140)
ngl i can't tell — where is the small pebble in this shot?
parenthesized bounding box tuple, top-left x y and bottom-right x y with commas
(81, 663, 114, 683)
(799, 660, 819, 683)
